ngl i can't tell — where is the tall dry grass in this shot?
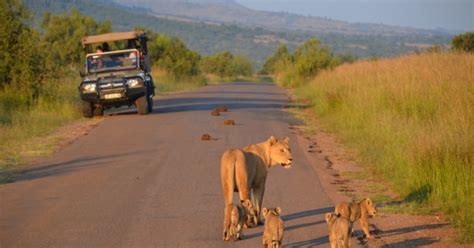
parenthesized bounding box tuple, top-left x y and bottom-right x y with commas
(295, 52, 473, 241)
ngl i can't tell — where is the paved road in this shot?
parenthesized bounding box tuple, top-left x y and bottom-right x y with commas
(0, 82, 334, 247)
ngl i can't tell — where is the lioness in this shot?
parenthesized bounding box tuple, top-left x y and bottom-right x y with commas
(334, 198, 378, 239)
(226, 200, 252, 241)
(262, 207, 284, 248)
(325, 213, 352, 248)
(221, 136, 293, 238)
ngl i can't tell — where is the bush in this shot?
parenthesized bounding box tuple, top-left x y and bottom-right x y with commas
(147, 32, 201, 79)
(264, 38, 339, 87)
(201, 51, 254, 78)
(452, 32, 474, 52)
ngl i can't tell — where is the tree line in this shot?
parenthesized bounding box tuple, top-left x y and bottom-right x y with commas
(0, 0, 254, 106)
(262, 32, 473, 88)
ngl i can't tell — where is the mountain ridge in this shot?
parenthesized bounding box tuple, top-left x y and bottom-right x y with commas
(24, 0, 451, 67)
(113, 0, 446, 37)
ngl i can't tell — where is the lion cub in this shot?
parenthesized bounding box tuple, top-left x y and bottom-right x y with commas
(325, 213, 352, 248)
(262, 207, 284, 248)
(334, 198, 378, 239)
(224, 200, 256, 241)
(227, 202, 250, 241)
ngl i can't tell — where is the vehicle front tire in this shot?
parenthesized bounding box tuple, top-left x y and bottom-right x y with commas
(135, 96, 149, 115)
(82, 100, 93, 118)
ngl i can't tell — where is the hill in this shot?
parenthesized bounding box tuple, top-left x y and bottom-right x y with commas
(24, 0, 451, 67)
(114, 0, 447, 37)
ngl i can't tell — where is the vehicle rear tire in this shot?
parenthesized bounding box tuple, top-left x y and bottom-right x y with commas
(93, 105, 104, 116)
(135, 96, 149, 115)
(82, 100, 93, 118)
(147, 94, 153, 113)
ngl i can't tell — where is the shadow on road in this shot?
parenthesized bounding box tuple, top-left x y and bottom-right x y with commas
(245, 207, 331, 243)
(281, 207, 333, 221)
(10, 150, 155, 183)
(380, 237, 438, 247)
(376, 223, 448, 238)
(107, 96, 289, 116)
(283, 235, 329, 247)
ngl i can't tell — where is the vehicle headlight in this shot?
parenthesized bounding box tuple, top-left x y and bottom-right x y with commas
(127, 78, 142, 88)
(82, 83, 96, 93)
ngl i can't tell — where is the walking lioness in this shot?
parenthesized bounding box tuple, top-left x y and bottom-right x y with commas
(221, 136, 293, 239)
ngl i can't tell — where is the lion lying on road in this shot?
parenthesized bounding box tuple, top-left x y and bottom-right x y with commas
(221, 136, 293, 240)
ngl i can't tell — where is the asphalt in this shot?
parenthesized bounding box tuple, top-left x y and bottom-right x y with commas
(0, 82, 334, 247)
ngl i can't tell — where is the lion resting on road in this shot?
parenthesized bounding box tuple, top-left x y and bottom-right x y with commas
(334, 198, 378, 239)
(221, 136, 293, 240)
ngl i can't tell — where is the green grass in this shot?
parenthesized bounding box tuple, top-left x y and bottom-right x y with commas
(0, 74, 82, 177)
(282, 52, 473, 242)
(151, 68, 207, 94)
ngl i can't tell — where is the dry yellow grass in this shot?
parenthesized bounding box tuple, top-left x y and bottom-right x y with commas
(295, 52, 473, 242)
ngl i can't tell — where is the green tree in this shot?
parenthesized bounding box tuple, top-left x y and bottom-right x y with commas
(201, 51, 253, 78)
(261, 44, 291, 74)
(451, 32, 474, 52)
(232, 55, 254, 77)
(41, 8, 112, 64)
(0, 0, 44, 100)
(293, 38, 332, 78)
(148, 33, 201, 78)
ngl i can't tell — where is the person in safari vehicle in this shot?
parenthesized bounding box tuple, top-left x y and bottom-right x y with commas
(79, 31, 155, 117)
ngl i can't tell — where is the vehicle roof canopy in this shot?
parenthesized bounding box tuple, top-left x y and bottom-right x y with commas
(81, 31, 146, 47)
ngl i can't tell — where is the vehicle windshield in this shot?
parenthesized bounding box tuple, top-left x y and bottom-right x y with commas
(86, 49, 139, 73)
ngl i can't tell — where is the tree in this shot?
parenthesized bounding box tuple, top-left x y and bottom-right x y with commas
(201, 51, 253, 78)
(41, 8, 112, 64)
(148, 32, 201, 78)
(261, 44, 291, 74)
(452, 32, 474, 52)
(0, 0, 44, 100)
(293, 38, 332, 78)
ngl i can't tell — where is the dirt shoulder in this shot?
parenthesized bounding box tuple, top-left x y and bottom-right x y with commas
(286, 97, 468, 247)
(0, 117, 103, 183)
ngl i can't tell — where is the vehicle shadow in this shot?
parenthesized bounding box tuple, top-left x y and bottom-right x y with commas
(9, 150, 155, 183)
(107, 96, 289, 116)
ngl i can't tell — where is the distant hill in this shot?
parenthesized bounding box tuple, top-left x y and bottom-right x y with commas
(24, 0, 451, 67)
(113, 0, 445, 37)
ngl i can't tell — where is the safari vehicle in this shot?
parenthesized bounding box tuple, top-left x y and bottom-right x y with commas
(79, 31, 155, 117)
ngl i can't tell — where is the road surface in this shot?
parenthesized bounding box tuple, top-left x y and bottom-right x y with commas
(0, 82, 335, 247)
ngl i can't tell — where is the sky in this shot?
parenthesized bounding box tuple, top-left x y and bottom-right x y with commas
(236, 0, 473, 31)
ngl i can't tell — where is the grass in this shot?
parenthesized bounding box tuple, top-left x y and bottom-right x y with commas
(0, 74, 82, 177)
(152, 68, 207, 94)
(284, 52, 473, 242)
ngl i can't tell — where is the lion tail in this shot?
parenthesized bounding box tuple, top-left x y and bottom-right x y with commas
(221, 149, 237, 204)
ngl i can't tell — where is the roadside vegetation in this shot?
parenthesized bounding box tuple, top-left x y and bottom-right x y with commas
(0, 0, 254, 176)
(0, 1, 110, 172)
(265, 34, 473, 241)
